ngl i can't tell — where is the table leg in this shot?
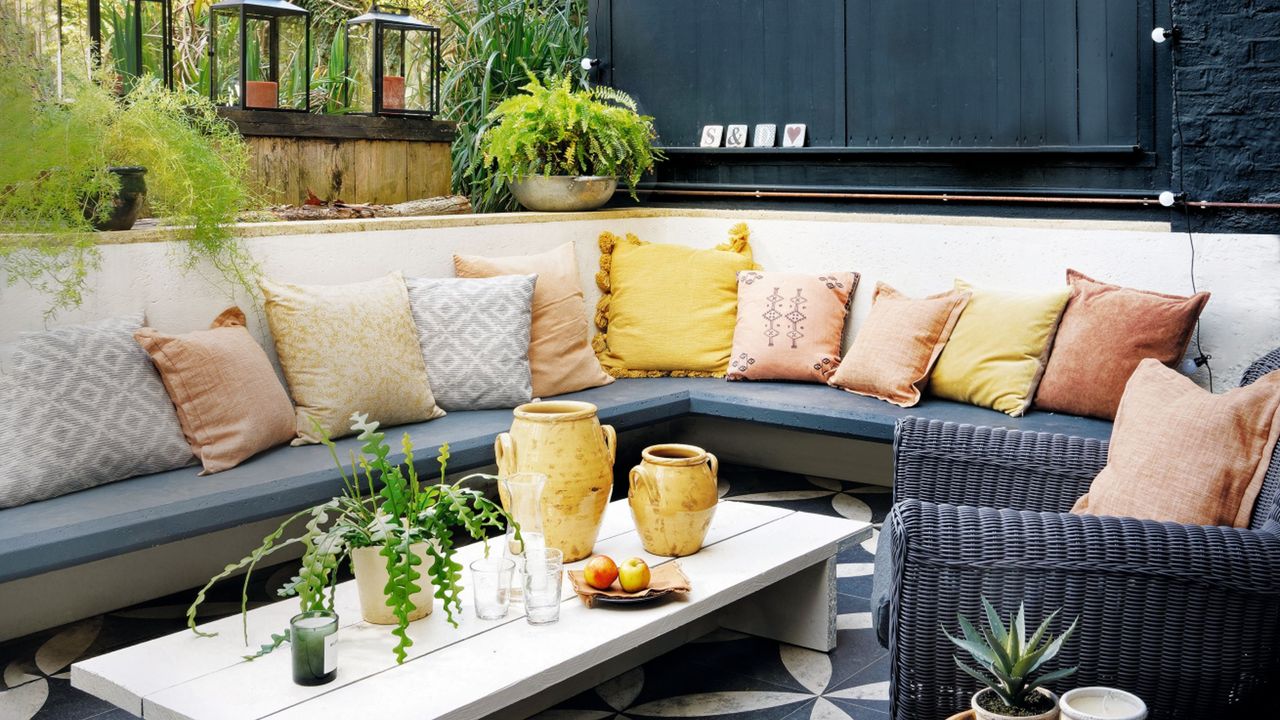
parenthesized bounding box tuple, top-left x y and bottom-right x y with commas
(716, 555, 837, 652)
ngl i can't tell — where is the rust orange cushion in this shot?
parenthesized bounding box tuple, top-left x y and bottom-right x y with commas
(1035, 269, 1209, 419)
(1072, 359, 1280, 528)
(134, 307, 296, 474)
(827, 282, 970, 407)
(454, 242, 612, 398)
(728, 271, 859, 383)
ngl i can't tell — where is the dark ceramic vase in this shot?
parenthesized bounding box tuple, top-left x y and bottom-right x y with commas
(87, 166, 147, 231)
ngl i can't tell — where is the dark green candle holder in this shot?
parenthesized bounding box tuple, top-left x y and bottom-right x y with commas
(290, 611, 338, 686)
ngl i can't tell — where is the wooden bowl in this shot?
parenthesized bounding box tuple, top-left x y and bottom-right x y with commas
(945, 712, 976, 720)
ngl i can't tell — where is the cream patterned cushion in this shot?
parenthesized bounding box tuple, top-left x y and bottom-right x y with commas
(405, 274, 537, 410)
(0, 314, 195, 508)
(261, 272, 445, 443)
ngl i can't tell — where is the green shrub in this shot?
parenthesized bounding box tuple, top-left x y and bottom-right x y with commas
(480, 75, 661, 199)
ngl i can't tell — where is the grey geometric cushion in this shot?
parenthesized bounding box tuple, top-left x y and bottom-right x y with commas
(0, 314, 195, 509)
(405, 274, 537, 410)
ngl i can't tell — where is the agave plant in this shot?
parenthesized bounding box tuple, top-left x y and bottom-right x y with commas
(943, 598, 1079, 713)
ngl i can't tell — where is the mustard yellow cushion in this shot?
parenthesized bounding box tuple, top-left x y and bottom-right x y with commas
(930, 279, 1071, 416)
(261, 272, 445, 444)
(594, 224, 757, 376)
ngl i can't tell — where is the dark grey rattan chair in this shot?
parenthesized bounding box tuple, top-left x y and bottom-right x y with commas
(871, 349, 1280, 720)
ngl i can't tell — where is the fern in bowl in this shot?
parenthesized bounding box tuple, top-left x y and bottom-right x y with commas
(480, 74, 663, 211)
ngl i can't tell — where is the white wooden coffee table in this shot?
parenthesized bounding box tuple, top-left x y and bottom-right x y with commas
(73, 499, 871, 720)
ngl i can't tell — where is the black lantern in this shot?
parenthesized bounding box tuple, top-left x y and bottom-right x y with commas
(208, 0, 311, 111)
(345, 5, 440, 117)
(87, 0, 174, 91)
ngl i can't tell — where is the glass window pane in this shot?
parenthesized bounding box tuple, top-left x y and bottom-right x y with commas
(278, 15, 307, 110)
(100, 0, 138, 88)
(212, 9, 240, 105)
(379, 27, 405, 111)
(400, 29, 434, 113)
(347, 23, 373, 113)
(244, 16, 275, 108)
(139, 0, 166, 84)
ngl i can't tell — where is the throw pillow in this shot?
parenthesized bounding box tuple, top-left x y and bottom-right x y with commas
(929, 280, 1071, 416)
(827, 282, 971, 407)
(134, 307, 296, 474)
(1035, 269, 1210, 419)
(453, 242, 612, 398)
(594, 223, 758, 377)
(1071, 359, 1280, 527)
(727, 271, 860, 383)
(261, 272, 445, 444)
(404, 274, 537, 410)
(0, 314, 194, 509)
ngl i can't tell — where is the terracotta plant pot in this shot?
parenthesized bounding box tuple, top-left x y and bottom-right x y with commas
(245, 80, 279, 109)
(496, 401, 616, 562)
(382, 75, 406, 110)
(629, 444, 719, 556)
(350, 543, 434, 625)
(972, 688, 1060, 720)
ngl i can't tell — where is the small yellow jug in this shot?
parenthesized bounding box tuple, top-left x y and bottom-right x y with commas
(629, 444, 719, 557)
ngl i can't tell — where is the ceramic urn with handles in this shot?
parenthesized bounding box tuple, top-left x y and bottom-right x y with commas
(629, 443, 720, 557)
(495, 401, 616, 562)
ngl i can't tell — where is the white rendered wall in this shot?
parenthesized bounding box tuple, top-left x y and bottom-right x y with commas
(2, 208, 1278, 386)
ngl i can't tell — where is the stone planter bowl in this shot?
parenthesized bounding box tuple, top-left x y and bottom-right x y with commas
(509, 175, 618, 212)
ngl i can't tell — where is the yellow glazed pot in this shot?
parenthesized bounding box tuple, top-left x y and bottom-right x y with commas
(496, 401, 617, 562)
(350, 543, 433, 625)
(629, 443, 719, 557)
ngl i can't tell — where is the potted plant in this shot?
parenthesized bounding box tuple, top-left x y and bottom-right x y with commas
(944, 598, 1079, 720)
(480, 74, 663, 211)
(186, 414, 517, 664)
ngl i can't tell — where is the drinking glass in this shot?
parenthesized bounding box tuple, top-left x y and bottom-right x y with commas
(470, 557, 516, 620)
(500, 472, 547, 603)
(522, 547, 563, 625)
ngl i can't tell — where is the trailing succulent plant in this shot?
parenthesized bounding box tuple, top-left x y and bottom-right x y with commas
(943, 597, 1079, 715)
(186, 413, 515, 664)
(480, 74, 663, 200)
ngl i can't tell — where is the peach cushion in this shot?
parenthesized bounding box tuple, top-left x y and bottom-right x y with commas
(1035, 269, 1210, 419)
(728, 271, 859, 382)
(454, 242, 612, 398)
(1072, 359, 1280, 527)
(828, 282, 971, 407)
(134, 308, 295, 474)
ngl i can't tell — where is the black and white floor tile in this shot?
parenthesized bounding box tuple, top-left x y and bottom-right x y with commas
(0, 465, 892, 720)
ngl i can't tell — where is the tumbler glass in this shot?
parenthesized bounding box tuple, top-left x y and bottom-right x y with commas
(470, 557, 516, 620)
(522, 547, 563, 625)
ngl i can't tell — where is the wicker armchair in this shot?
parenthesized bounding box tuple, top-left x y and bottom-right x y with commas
(871, 349, 1280, 720)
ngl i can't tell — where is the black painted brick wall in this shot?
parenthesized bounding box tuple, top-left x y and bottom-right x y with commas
(1176, 0, 1280, 232)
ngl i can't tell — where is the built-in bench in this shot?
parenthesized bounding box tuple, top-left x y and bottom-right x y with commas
(0, 378, 1112, 584)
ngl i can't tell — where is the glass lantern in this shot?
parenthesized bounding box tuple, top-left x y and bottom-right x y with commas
(345, 5, 440, 117)
(87, 0, 174, 91)
(208, 0, 310, 111)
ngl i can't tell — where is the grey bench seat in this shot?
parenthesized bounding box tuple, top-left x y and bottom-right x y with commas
(0, 377, 1112, 584)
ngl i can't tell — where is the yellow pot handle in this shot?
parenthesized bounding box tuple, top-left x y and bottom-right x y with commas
(602, 424, 617, 466)
(706, 451, 719, 479)
(629, 465, 657, 503)
(494, 432, 516, 476)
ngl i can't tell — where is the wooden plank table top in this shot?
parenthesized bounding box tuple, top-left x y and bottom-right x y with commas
(73, 500, 871, 720)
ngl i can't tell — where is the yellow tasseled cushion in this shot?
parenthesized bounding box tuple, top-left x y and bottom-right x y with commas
(929, 279, 1071, 416)
(594, 224, 757, 377)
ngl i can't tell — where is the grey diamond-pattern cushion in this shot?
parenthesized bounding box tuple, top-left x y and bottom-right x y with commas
(0, 314, 195, 509)
(405, 275, 537, 410)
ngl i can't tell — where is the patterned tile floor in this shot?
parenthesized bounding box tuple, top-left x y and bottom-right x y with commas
(0, 465, 891, 720)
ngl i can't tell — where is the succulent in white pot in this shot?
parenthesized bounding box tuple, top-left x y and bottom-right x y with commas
(944, 597, 1079, 720)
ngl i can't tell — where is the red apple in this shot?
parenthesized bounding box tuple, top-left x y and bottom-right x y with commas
(583, 555, 619, 590)
(617, 557, 651, 593)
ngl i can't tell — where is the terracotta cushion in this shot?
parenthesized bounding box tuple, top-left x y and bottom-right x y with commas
(134, 308, 296, 474)
(454, 242, 613, 398)
(1034, 269, 1209, 419)
(1072, 359, 1280, 527)
(827, 282, 970, 407)
(728, 271, 859, 383)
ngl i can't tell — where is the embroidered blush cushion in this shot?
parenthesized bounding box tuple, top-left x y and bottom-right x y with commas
(404, 274, 537, 411)
(454, 242, 612, 398)
(1035, 269, 1210, 419)
(929, 280, 1071, 416)
(1072, 359, 1280, 527)
(594, 224, 757, 377)
(727, 271, 859, 383)
(827, 282, 970, 407)
(0, 314, 194, 509)
(261, 272, 445, 444)
(134, 307, 296, 474)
